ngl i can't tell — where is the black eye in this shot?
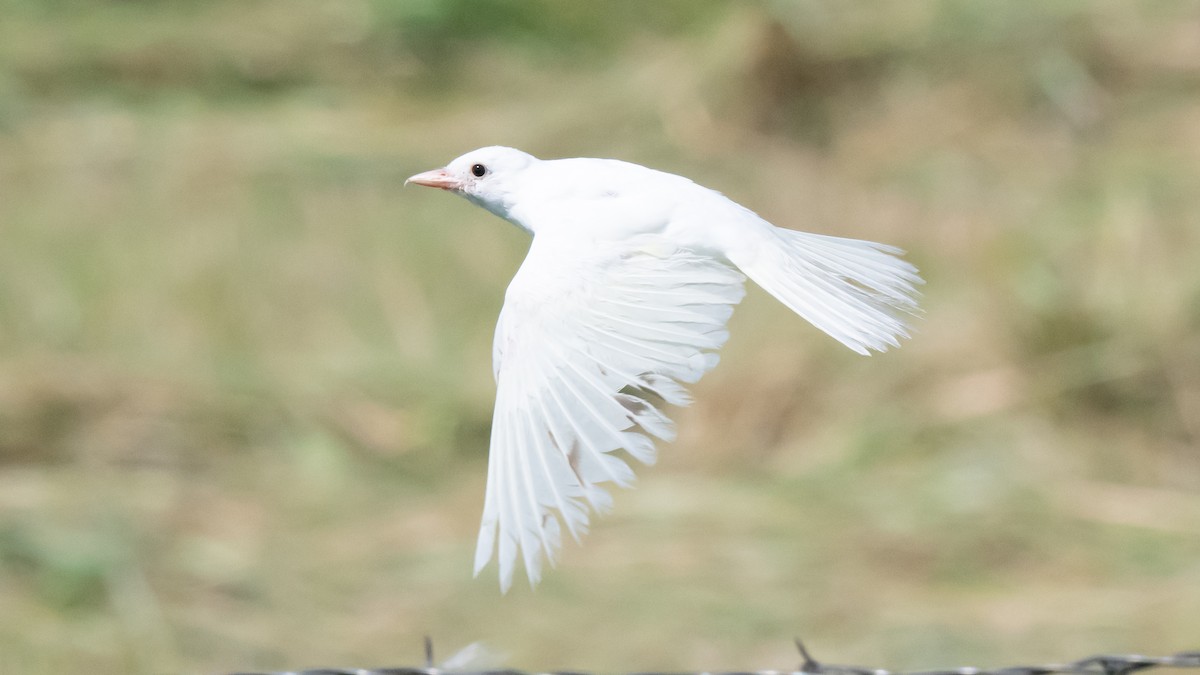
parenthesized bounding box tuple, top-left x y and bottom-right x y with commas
(471, 163, 487, 177)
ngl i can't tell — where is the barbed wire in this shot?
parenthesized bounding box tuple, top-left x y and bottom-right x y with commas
(231, 639, 1200, 675)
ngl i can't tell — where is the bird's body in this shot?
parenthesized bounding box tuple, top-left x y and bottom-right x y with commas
(469, 155, 769, 259)
(407, 147, 922, 591)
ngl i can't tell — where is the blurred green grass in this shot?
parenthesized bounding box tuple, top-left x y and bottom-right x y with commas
(2, 1, 1200, 673)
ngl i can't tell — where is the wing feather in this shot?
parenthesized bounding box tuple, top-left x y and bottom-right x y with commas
(475, 234, 745, 591)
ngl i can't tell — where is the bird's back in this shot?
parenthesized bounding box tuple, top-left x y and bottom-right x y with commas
(507, 157, 706, 238)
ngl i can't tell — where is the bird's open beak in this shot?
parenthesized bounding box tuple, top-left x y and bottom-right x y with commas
(405, 168, 461, 190)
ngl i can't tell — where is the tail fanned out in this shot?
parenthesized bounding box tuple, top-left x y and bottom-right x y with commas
(739, 229, 923, 355)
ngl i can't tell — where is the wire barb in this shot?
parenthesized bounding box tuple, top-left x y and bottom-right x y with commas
(795, 638, 821, 674)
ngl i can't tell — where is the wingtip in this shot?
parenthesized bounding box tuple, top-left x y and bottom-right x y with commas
(525, 568, 542, 591)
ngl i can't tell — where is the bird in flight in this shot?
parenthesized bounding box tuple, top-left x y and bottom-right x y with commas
(407, 147, 922, 591)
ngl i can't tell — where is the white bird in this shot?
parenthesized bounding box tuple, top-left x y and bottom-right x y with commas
(407, 147, 921, 591)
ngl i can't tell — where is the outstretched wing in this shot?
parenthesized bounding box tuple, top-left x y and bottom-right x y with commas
(475, 233, 745, 592)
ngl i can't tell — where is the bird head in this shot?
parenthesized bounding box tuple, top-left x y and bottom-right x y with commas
(406, 146, 536, 218)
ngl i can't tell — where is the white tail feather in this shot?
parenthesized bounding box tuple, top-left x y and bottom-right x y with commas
(736, 228, 922, 355)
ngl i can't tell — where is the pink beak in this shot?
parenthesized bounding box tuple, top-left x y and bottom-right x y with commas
(405, 168, 461, 190)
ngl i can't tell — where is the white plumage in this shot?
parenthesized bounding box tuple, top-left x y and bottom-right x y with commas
(407, 147, 922, 591)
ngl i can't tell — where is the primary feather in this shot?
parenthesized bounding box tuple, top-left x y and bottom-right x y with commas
(407, 147, 922, 591)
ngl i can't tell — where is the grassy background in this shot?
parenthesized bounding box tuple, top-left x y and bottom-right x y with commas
(2, 1, 1200, 673)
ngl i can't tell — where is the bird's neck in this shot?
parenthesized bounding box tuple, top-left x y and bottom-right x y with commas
(465, 192, 534, 235)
